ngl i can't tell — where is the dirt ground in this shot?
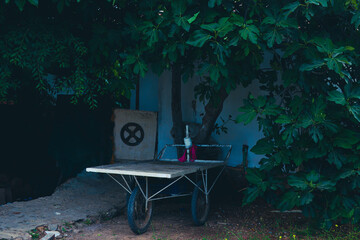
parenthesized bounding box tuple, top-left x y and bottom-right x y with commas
(59, 197, 310, 240)
(14, 171, 358, 240)
(0, 171, 125, 239)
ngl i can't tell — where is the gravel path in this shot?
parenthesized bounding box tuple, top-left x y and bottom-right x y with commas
(0, 171, 126, 239)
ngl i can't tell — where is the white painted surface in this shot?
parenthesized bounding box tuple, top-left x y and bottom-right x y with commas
(86, 160, 223, 178)
(113, 109, 157, 161)
(131, 71, 265, 168)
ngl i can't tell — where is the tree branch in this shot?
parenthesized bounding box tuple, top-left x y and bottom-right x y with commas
(171, 63, 183, 144)
(194, 87, 229, 143)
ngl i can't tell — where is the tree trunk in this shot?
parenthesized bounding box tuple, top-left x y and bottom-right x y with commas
(171, 64, 183, 146)
(171, 64, 229, 153)
(194, 87, 229, 144)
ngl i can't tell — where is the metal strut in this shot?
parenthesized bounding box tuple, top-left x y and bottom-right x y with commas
(107, 174, 132, 194)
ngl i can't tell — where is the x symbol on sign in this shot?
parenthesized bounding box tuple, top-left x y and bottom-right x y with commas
(120, 122, 145, 146)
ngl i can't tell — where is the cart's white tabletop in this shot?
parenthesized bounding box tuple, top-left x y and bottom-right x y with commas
(86, 160, 224, 179)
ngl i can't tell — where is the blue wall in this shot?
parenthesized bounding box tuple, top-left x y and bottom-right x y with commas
(131, 71, 264, 167)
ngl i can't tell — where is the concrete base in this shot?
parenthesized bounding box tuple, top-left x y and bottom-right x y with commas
(0, 170, 126, 239)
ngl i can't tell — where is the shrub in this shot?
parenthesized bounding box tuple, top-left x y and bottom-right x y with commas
(237, 1, 360, 229)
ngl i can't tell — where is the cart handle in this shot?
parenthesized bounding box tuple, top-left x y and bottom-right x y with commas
(155, 144, 232, 164)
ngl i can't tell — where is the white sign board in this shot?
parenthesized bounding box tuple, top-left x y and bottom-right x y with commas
(113, 109, 157, 161)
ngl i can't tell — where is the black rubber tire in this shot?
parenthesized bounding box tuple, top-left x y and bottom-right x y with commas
(127, 186, 153, 234)
(191, 181, 210, 226)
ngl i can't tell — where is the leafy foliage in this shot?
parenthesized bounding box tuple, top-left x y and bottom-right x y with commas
(1, 0, 264, 108)
(3, 0, 360, 228)
(235, 0, 360, 228)
(0, 0, 135, 107)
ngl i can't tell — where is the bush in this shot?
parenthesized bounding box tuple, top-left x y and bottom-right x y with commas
(238, 51, 360, 229)
(237, 2, 360, 229)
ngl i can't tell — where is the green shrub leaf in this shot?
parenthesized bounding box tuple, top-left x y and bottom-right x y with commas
(288, 175, 308, 190)
(250, 138, 274, 155)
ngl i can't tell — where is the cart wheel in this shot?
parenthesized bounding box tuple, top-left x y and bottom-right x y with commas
(191, 181, 210, 226)
(127, 186, 153, 234)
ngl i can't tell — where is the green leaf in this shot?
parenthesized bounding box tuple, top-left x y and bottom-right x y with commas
(133, 61, 148, 77)
(209, 66, 220, 83)
(337, 170, 354, 180)
(278, 191, 299, 211)
(237, 105, 257, 125)
(264, 29, 282, 48)
(208, 0, 222, 8)
(275, 115, 292, 124)
(348, 86, 360, 99)
(171, 1, 186, 16)
(239, 25, 259, 44)
(57, 0, 64, 13)
(228, 35, 240, 46)
(213, 42, 228, 65)
(306, 171, 320, 182)
(328, 90, 346, 105)
(342, 197, 356, 211)
(253, 96, 266, 108)
(326, 58, 343, 74)
(262, 16, 276, 25)
(351, 11, 360, 29)
(314, 37, 334, 54)
(333, 129, 359, 149)
(282, 2, 301, 18)
(297, 113, 313, 128)
(200, 23, 218, 32)
(349, 105, 360, 122)
(284, 43, 302, 58)
(187, 11, 200, 24)
(345, 46, 355, 51)
(246, 168, 264, 185)
(273, 151, 290, 165)
(306, 147, 328, 159)
(352, 177, 360, 189)
(327, 151, 344, 169)
(293, 151, 305, 167)
(307, 0, 328, 7)
(236, 111, 256, 125)
(300, 192, 314, 205)
(299, 60, 325, 71)
(186, 30, 212, 47)
(262, 104, 281, 116)
(229, 14, 244, 27)
(288, 175, 308, 190)
(28, 0, 38, 7)
(317, 180, 336, 191)
(217, 19, 234, 38)
(123, 55, 136, 65)
(147, 29, 159, 46)
(250, 138, 274, 155)
(282, 127, 295, 146)
(309, 127, 323, 143)
(175, 16, 190, 32)
(15, 0, 26, 11)
(242, 187, 262, 205)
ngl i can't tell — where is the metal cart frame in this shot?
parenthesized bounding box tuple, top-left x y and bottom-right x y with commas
(86, 144, 232, 234)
